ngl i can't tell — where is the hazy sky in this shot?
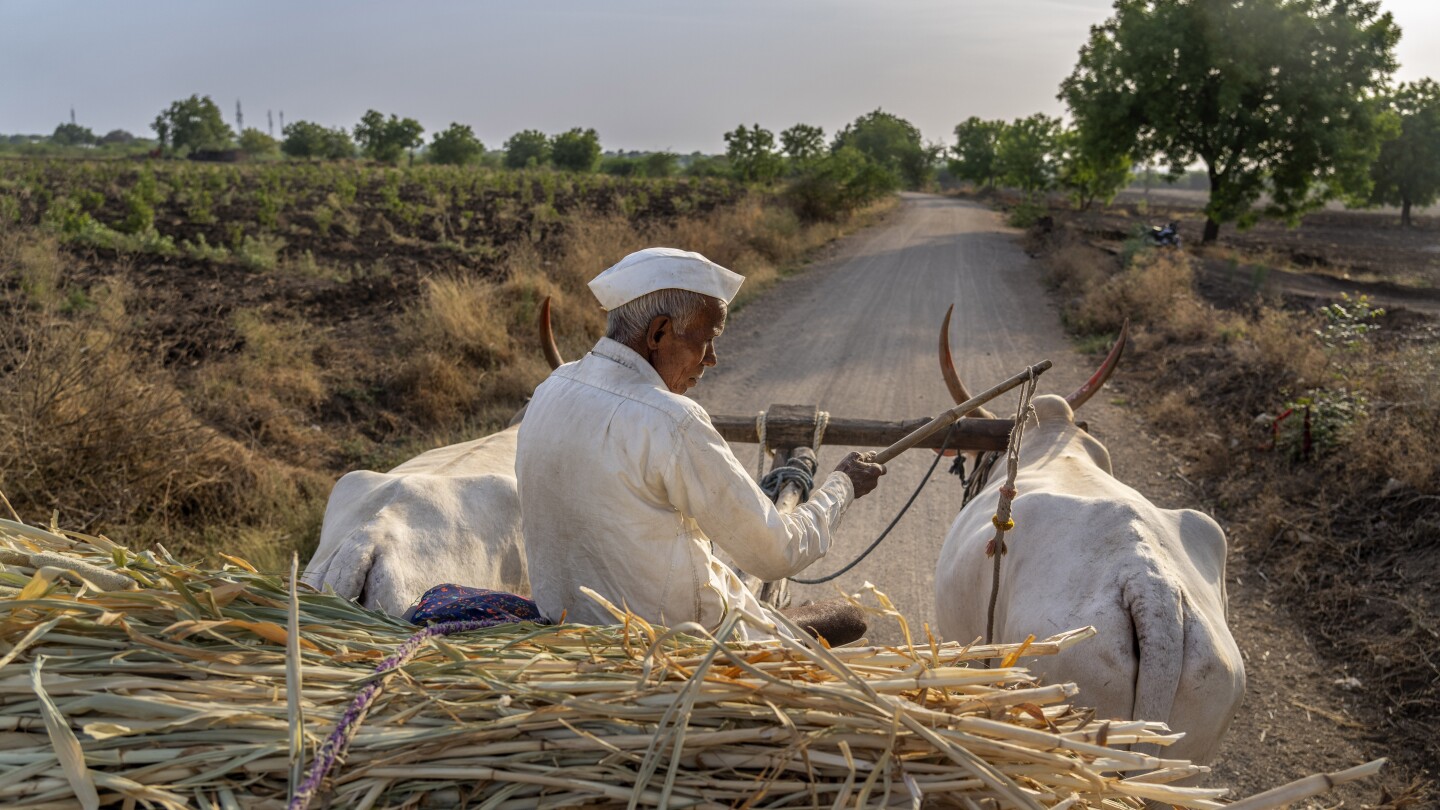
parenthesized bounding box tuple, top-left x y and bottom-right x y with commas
(4, 0, 1439, 153)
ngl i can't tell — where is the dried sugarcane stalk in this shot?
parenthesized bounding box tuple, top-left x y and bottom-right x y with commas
(0, 517, 1381, 809)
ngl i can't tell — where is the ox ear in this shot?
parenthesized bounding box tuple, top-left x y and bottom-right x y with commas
(938, 304, 996, 419)
(1064, 319, 1128, 412)
(539, 296, 564, 370)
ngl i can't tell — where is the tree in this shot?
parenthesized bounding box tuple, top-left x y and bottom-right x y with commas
(1366, 79, 1440, 228)
(1062, 0, 1400, 242)
(152, 95, 234, 154)
(429, 123, 485, 165)
(723, 124, 783, 183)
(833, 109, 934, 189)
(238, 127, 279, 157)
(281, 121, 355, 159)
(949, 117, 1004, 188)
(99, 129, 135, 145)
(353, 110, 424, 164)
(51, 123, 96, 146)
(780, 124, 826, 172)
(504, 129, 551, 168)
(996, 114, 1061, 196)
(1055, 128, 1132, 210)
(551, 127, 602, 172)
(643, 151, 678, 178)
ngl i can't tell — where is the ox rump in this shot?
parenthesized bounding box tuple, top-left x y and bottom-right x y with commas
(933, 309, 1245, 766)
(302, 426, 529, 616)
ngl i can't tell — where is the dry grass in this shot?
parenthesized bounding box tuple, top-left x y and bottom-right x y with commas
(1035, 216, 1440, 787)
(396, 193, 895, 425)
(2, 188, 889, 572)
(194, 309, 331, 458)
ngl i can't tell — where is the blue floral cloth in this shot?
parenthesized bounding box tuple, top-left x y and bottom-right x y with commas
(407, 584, 549, 626)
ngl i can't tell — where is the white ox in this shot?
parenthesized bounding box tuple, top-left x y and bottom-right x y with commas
(301, 300, 564, 616)
(933, 309, 1244, 765)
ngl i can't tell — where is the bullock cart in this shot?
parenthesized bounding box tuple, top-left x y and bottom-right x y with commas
(0, 519, 1384, 809)
(0, 317, 1385, 807)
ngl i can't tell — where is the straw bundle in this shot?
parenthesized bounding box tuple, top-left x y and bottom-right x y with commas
(0, 518, 1380, 809)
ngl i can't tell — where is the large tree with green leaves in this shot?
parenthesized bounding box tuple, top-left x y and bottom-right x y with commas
(152, 95, 234, 154)
(723, 124, 783, 183)
(551, 127, 602, 172)
(428, 123, 485, 166)
(780, 124, 826, 172)
(1366, 79, 1440, 228)
(1056, 128, 1132, 210)
(996, 114, 1061, 196)
(1062, 0, 1399, 243)
(354, 110, 424, 164)
(949, 117, 1004, 189)
(833, 109, 934, 189)
(503, 130, 551, 168)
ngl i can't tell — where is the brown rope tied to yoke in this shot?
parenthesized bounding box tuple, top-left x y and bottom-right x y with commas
(984, 369, 1040, 648)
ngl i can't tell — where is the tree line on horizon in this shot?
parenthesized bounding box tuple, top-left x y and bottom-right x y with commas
(8, 0, 1438, 239)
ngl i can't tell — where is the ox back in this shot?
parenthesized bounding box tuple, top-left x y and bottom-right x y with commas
(935, 395, 1245, 766)
(302, 425, 530, 616)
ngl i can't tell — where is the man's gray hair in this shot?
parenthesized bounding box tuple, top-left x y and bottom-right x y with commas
(605, 288, 715, 345)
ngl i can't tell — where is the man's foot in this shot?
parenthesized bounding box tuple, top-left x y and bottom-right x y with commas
(782, 599, 866, 646)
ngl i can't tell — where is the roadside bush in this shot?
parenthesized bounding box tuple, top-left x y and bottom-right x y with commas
(1067, 247, 1195, 334)
(784, 146, 897, 222)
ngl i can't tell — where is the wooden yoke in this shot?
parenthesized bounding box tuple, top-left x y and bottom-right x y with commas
(713, 412, 1015, 452)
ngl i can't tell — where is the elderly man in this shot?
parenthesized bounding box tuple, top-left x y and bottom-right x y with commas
(517, 247, 886, 644)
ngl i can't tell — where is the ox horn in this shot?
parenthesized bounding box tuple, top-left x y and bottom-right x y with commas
(539, 296, 564, 370)
(1064, 319, 1128, 411)
(938, 304, 996, 419)
(939, 305, 1127, 415)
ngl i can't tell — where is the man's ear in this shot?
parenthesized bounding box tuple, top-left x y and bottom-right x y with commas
(646, 315, 671, 351)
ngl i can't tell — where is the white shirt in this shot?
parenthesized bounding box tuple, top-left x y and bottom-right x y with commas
(516, 338, 854, 639)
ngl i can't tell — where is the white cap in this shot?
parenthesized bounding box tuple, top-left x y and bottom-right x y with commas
(587, 247, 744, 311)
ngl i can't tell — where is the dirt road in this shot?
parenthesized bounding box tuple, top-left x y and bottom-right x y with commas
(693, 192, 1384, 804)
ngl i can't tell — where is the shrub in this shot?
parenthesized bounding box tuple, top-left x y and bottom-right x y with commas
(551, 128, 601, 172)
(282, 121, 355, 160)
(428, 123, 484, 166)
(503, 130, 550, 169)
(234, 234, 285, 270)
(784, 146, 897, 222)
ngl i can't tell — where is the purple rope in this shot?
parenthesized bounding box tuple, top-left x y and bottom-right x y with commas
(287, 618, 511, 810)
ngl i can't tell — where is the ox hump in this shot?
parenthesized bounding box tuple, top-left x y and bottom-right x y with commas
(1030, 394, 1076, 425)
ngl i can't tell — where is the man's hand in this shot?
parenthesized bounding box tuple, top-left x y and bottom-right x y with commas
(835, 451, 886, 499)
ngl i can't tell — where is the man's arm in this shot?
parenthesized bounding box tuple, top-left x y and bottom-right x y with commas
(662, 413, 884, 582)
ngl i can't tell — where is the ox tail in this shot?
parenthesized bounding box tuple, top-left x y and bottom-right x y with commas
(1124, 572, 1186, 754)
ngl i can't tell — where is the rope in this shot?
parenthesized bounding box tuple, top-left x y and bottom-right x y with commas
(812, 410, 830, 454)
(760, 465, 814, 502)
(754, 410, 768, 480)
(984, 370, 1039, 648)
(790, 423, 958, 585)
(288, 617, 515, 810)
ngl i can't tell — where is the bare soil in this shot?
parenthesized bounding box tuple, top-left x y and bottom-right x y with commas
(1093, 188, 1440, 316)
